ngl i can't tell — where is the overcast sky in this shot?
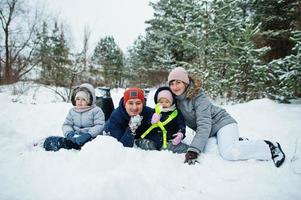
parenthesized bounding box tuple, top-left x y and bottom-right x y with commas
(36, 0, 154, 52)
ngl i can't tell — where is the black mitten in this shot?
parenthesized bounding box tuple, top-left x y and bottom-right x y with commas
(184, 151, 199, 165)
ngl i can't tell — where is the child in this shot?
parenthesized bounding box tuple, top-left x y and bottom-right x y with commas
(42, 83, 105, 151)
(139, 86, 188, 153)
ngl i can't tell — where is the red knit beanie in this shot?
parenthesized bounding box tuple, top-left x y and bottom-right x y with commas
(123, 88, 145, 106)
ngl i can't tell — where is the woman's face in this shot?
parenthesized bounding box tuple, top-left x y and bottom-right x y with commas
(169, 80, 187, 96)
(125, 99, 144, 116)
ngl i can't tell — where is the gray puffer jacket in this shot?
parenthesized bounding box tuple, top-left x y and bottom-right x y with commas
(175, 76, 237, 153)
(62, 83, 105, 138)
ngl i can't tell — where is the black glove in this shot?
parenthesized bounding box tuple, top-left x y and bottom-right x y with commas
(184, 151, 199, 165)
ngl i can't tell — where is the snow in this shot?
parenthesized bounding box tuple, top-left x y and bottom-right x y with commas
(0, 82, 301, 200)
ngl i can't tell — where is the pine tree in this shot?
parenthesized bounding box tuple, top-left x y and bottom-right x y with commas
(264, 31, 301, 100)
(91, 36, 124, 87)
(35, 21, 71, 87)
(49, 22, 71, 86)
(36, 22, 52, 83)
(252, 0, 298, 62)
(252, 0, 301, 100)
(146, 0, 205, 69)
(126, 35, 170, 87)
(203, 0, 267, 101)
(127, 0, 300, 101)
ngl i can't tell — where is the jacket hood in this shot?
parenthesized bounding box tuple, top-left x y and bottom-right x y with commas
(71, 83, 96, 106)
(185, 75, 203, 99)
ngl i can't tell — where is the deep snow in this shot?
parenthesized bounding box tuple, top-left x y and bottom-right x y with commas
(0, 82, 300, 200)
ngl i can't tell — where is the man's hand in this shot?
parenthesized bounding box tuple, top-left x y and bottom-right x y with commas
(129, 115, 143, 134)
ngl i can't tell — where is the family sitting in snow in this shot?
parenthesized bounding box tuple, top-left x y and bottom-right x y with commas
(103, 86, 188, 153)
(40, 66, 286, 168)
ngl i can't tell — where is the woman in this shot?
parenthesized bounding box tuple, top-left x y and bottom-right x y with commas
(168, 67, 285, 167)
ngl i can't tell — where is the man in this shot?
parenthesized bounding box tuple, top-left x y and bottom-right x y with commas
(103, 88, 160, 149)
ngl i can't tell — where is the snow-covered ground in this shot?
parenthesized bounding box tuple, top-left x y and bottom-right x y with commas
(0, 82, 300, 200)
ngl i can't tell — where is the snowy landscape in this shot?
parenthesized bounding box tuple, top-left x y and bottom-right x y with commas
(0, 82, 301, 200)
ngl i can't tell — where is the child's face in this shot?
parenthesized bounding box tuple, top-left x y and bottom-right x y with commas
(75, 97, 89, 107)
(158, 98, 172, 108)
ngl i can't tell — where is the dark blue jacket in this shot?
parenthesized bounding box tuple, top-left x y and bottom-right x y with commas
(104, 98, 156, 147)
(151, 110, 186, 142)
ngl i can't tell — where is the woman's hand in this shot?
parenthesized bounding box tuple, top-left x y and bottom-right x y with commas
(184, 151, 199, 165)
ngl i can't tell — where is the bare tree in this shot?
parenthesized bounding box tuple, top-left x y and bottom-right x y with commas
(0, 0, 40, 84)
(81, 25, 91, 71)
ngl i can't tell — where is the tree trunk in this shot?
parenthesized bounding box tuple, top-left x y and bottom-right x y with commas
(4, 26, 11, 84)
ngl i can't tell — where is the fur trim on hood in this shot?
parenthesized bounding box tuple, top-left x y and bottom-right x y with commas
(186, 75, 203, 99)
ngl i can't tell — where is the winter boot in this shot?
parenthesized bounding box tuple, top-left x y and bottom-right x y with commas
(265, 140, 285, 168)
(135, 138, 157, 151)
(43, 136, 65, 151)
(239, 137, 249, 141)
(43, 136, 81, 151)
